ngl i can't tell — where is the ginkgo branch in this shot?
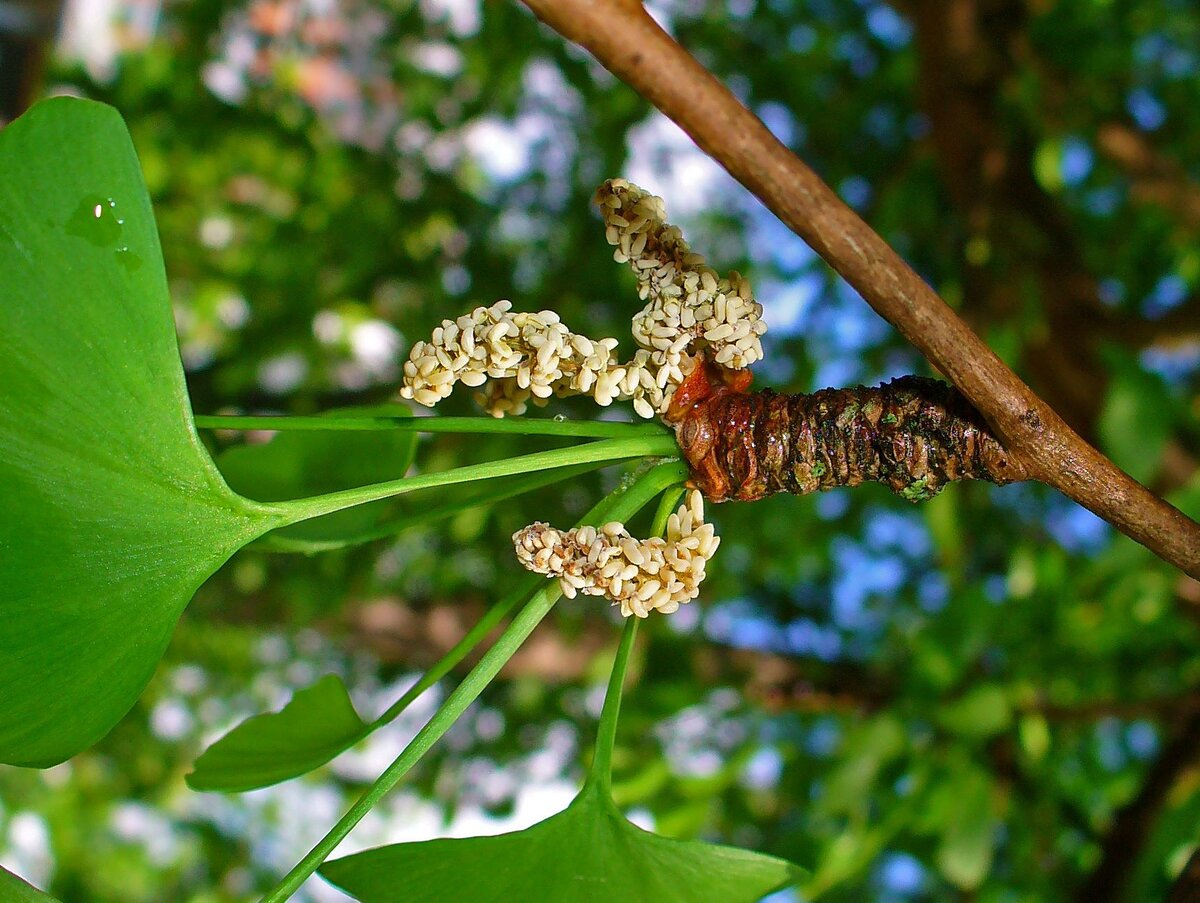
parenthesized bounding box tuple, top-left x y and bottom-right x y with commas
(517, 0, 1200, 579)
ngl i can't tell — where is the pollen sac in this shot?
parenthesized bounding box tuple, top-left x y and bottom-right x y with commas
(396, 301, 671, 418)
(399, 180, 769, 422)
(595, 179, 767, 390)
(512, 490, 720, 618)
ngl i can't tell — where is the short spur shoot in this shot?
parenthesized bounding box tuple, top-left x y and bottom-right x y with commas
(400, 178, 1030, 616)
(668, 364, 1027, 503)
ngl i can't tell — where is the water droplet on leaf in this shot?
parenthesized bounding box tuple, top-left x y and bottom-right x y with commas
(67, 195, 123, 249)
(115, 247, 143, 273)
(67, 196, 139, 272)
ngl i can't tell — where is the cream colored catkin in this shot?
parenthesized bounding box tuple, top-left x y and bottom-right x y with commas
(512, 490, 720, 618)
(398, 179, 767, 419)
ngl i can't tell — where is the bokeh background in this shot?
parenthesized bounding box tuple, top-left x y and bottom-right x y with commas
(2, 0, 1200, 900)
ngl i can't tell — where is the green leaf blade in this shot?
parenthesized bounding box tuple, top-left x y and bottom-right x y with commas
(320, 784, 802, 903)
(0, 98, 280, 767)
(1098, 351, 1173, 484)
(187, 674, 369, 792)
(0, 866, 61, 902)
(934, 766, 997, 890)
(935, 684, 1013, 740)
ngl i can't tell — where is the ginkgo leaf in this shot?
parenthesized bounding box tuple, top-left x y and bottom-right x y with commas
(320, 782, 803, 903)
(187, 674, 370, 792)
(0, 97, 287, 767)
(935, 684, 1012, 740)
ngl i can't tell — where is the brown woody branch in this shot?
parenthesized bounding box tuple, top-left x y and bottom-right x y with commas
(517, 0, 1200, 578)
(351, 597, 1200, 725)
(1105, 297, 1200, 350)
(349, 595, 876, 695)
(899, 0, 1199, 495)
(1031, 120, 1200, 376)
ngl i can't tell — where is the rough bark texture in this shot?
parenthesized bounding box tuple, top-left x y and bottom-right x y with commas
(676, 376, 1027, 503)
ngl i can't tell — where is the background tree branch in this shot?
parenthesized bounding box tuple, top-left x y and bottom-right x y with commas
(906, 0, 1117, 435)
(1074, 709, 1200, 903)
(516, 0, 1200, 578)
(1097, 121, 1200, 233)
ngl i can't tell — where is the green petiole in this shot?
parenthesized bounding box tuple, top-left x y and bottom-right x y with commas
(271, 434, 679, 527)
(365, 478, 687, 738)
(258, 461, 609, 554)
(587, 485, 684, 793)
(259, 460, 688, 903)
(365, 573, 542, 732)
(195, 412, 670, 441)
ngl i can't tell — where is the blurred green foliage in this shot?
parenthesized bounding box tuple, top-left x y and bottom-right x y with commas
(2, 0, 1199, 901)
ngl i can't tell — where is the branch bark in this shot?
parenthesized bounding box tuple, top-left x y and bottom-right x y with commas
(517, 0, 1200, 578)
(348, 595, 876, 697)
(1105, 296, 1200, 350)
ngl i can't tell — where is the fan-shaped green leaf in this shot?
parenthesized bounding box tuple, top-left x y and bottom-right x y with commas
(187, 674, 369, 792)
(320, 782, 802, 903)
(936, 684, 1012, 740)
(0, 98, 285, 766)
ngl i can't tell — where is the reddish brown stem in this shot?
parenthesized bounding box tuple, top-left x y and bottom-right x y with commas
(674, 376, 1026, 503)
(518, 0, 1200, 578)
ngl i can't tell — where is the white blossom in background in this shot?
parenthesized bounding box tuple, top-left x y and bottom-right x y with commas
(513, 491, 719, 619)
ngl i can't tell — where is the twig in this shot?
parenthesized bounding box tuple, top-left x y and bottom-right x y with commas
(516, 0, 1200, 578)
